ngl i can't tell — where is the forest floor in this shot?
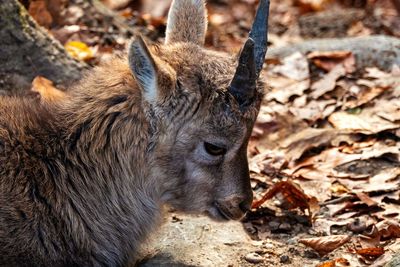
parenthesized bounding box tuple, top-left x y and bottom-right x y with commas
(24, 0, 400, 266)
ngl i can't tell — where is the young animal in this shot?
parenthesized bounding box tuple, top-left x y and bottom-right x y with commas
(0, 0, 270, 266)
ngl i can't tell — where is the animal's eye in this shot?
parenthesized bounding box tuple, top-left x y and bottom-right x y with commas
(204, 142, 226, 156)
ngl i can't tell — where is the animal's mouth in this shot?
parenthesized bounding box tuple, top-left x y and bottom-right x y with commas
(210, 201, 234, 221)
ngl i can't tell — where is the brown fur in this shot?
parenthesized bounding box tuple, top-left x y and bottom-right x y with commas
(0, 1, 265, 266)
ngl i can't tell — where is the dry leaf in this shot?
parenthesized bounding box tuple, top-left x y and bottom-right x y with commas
(328, 111, 400, 134)
(31, 76, 66, 103)
(28, 0, 53, 28)
(281, 128, 356, 163)
(355, 247, 385, 259)
(376, 220, 400, 240)
(296, 0, 332, 12)
(299, 235, 351, 256)
(272, 52, 310, 81)
(364, 67, 392, 79)
(355, 192, 377, 207)
(311, 64, 346, 99)
(249, 150, 287, 175)
(308, 51, 355, 73)
(267, 78, 310, 104)
(317, 258, 350, 267)
(289, 99, 337, 122)
(65, 41, 94, 62)
(252, 180, 319, 217)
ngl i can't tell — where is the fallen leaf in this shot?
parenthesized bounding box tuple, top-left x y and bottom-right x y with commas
(311, 64, 346, 99)
(355, 192, 377, 207)
(249, 150, 287, 175)
(317, 258, 350, 267)
(344, 87, 389, 109)
(375, 220, 400, 240)
(295, 0, 332, 12)
(280, 128, 356, 163)
(355, 247, 385, 259)
(28, 0, 53, 28)
(267, 78, 310, 104)
(308, 51, 355, 73)
(272, 52, 310, 81)
(65, 41, 94, 62)
(289, 99, 337, 122)
(364, 67, 392, 79)
(328, 111, 400, 134)
(252, 180, 318, 216)
(299, 235, 351, 256)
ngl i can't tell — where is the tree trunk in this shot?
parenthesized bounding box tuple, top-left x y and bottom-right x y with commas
(0, 0, 86, 94)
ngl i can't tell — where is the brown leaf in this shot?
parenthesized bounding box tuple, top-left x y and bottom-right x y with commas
(28, 0, 53, 28)
(355, 192, 377, 207)
(311, 64, 346, 99)
(281, 128, 356, 163)
(308, 51, 355, 73)
(249, 150, 287, 175)
(376, 220, 400, 240)
(328, 111, 400, 134)
(272, 52, 310, 81)
(344, 87, 389, 109)
(317, 258, 350, 267)
(295, 0, 332, 12)
(355, 247, 385, 259)
(289, 99, 337, 122)
(267, 78, 310, 104)
(317, 261, 335, 267)
(102, 0, 132, 10)
(299, 235, 351, 256)
(252, 180, 319, 217)
(31, 76, 66, 104)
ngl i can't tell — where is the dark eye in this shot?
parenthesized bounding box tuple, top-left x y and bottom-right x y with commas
(204, 142, 226, 156)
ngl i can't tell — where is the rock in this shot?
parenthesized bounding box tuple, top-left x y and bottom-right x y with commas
(279, 255, 290, 264)
(304, 249, 320, 259)
(139, 213, 256, 267)
(244, 252, 264, 264)
(385, 253, 400, 267)
(268, 221, 280, 231)
(267, 36, 400, 72)
(279, 223, 292, 232)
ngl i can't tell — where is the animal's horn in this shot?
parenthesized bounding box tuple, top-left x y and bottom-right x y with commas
(250, 0, 270, 77)
(229, 0, 270, 106)
(228, 39, 256, 107)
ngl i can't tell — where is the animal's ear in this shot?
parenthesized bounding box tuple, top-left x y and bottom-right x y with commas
(129, 36, 177, 104)
(128, 36, 159, 103)
(165, 0, 208, 45)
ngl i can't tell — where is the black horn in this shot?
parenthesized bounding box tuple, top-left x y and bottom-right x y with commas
(228, 39, 257, 107)
(250, 0, 270, 77)
(229, 0, 270, 107)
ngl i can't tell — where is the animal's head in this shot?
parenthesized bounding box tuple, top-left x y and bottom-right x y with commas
(128, 0, 270, 221)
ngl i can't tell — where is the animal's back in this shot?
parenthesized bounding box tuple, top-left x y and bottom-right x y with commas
(0, 97, 78, 267)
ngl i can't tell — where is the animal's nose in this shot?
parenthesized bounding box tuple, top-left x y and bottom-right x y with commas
(239, 199, 251, 213)
(218, 193, 253, 220)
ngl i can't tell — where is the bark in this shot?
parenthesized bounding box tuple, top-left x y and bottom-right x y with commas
(267, 35, 400, 71)
(0, 0, 86, 94)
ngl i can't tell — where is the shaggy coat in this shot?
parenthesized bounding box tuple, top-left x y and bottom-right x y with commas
(0, 0, 267, 266)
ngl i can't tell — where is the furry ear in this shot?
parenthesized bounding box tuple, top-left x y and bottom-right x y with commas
(165, 0, 208, 45)
(128, 36, 158, 103)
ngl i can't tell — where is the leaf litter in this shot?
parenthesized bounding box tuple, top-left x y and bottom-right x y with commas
(248, 47, 400, 265)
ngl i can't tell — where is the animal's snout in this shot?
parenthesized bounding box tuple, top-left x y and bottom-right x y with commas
(216, 192, 253, 220)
